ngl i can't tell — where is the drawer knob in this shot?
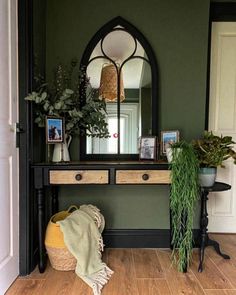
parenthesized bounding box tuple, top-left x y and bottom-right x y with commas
(75, 173, 82, 181)
(142, 173, 149, 181)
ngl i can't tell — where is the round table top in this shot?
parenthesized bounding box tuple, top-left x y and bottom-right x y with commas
(203, 181, 231, 192)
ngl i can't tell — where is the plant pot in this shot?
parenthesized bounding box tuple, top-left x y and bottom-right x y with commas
(198, 167, 217, 187)
(166, 147, 181, 163)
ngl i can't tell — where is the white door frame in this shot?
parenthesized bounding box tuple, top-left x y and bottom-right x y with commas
(208, 22, 236, 233)
(0, 0, 19, 293)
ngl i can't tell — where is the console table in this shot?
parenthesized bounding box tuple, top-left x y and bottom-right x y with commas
(198, 181, 231, 272)
(32, 161, 170, 273)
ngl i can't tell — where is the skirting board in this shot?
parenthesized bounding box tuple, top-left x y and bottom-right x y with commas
(103, 229, 201, 248)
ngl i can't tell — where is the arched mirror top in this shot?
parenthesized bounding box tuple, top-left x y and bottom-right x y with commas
(80, 17, 158, 161)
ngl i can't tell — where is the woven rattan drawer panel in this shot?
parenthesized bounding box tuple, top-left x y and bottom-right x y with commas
(116, 170, 171, 184)
(49, 170, 109, 184)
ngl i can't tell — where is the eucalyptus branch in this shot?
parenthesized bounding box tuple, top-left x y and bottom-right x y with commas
(25, 59, 109, 138)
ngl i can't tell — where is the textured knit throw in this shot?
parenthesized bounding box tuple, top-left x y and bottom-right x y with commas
(57, 205, 113, 295)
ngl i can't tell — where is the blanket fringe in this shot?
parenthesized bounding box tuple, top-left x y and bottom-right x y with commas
(98, 237, 104, 253)
(83, 264, 114, 295)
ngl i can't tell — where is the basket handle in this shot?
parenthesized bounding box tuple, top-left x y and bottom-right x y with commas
(67, 205, 78, 213)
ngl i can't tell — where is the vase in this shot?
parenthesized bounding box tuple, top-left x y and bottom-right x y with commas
(166, 147, 173, 163)
(198, 167, 217, 187)
(166, 147, 181, 163)
(52, 135, 72, 162)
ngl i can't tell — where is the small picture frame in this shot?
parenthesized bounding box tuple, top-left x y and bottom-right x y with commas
(161, 130, 179, 155)
(46, 116, 65, 144)
(139, 136, 157, 160)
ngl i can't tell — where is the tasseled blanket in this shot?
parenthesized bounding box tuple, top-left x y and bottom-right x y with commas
(58, 205, 113, 295)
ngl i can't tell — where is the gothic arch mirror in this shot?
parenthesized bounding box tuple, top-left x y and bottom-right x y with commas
(80, 17, 158, 160)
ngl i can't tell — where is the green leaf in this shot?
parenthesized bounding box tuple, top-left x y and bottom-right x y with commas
(66, 122, 74, 130)
(43, 101, 50, 111)
(35, 96, 41, 104)
(64, 89, 74, 95)
(54, 102, 62, 110)
(41, 92, 47, 100)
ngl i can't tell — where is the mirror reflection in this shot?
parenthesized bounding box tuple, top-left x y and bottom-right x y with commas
(85, 26, 152, 155)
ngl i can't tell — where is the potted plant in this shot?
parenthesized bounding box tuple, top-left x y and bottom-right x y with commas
(169, 141, 199, 272)
(25, 59, 109, 161)
(192, 131, 236, 187)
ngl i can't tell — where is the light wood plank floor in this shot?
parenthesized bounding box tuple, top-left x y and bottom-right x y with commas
(6, 234, 236, 295)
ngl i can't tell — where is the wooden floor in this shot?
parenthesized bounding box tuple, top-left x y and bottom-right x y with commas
(6, 234, 236, 295)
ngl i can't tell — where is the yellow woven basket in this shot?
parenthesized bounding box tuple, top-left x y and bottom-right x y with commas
(45, 205, 78, 271)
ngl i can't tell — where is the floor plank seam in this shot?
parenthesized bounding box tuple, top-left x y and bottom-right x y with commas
(155, 250, 173, 295)
(130, 248, 138, 279)
(205, 289, 236, 291)
(208, 254, 235, 290)
(135, 278, 166, 281)
(16, 277, 47, 281)
(130, 249, 140, 295)
(155, 250, 172, 274)
(154, 249, 165, 279)
(188, 268, 207, 295)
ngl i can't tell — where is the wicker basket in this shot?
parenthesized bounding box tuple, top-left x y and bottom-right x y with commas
(45, 205, 78, 271)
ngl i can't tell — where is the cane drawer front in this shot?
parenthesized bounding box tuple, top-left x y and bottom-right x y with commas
(116, 170, 171, 184)
(49, 170, 109, 184)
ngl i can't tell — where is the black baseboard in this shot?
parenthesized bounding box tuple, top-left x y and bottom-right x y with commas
(103, 229, 201, 248)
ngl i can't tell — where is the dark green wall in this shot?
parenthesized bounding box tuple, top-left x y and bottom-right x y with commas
(45, 0, 209, 229)
(46, 0, 210, 140)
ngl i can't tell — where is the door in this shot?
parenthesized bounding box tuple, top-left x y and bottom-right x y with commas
(0, 0, 19, 293)
(87, 103, 139, 154)
(208, 22, 236, 233)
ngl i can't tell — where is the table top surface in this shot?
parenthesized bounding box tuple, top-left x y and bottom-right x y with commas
(32, 160, 169, 168)
(203, 181, 231, 192)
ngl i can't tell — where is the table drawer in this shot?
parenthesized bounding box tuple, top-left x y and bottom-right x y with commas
(116, 170, 171, 184)
(49, 170, 109, 184)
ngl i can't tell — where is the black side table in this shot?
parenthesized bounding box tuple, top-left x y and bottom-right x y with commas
(198, 181, 231, 272)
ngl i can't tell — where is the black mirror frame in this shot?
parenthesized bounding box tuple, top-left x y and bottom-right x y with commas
(79, 16, 158, 161)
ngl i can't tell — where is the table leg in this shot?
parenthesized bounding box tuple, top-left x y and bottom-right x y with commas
(198, 188, 230, 272)
(198, 235, 208, 272)
(37, 188, 47, 273)
(208, 238, 230, 259)
(51, 186, 58, 215)
(198, 190, 209, 272)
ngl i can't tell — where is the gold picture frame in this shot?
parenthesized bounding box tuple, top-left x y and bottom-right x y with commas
(160, 130, 180, 155)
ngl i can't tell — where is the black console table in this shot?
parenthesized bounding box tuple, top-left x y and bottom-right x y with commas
(32, 161, 170, 273)
(198, 181, 231, 272)
(32, 162, 231, 274)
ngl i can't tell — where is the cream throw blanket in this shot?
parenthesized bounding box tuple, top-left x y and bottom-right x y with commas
(58, 205, 113, 295)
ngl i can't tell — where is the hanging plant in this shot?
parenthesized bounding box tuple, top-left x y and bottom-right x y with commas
(170, 141, 199, 272)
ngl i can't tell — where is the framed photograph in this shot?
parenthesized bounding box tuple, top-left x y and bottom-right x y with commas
(46, 116, 65, 144)
(139, 136, 157, 160)
(161, 130, 179, 155)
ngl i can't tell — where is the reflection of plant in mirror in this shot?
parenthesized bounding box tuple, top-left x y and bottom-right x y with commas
(25, 58, 109, 138)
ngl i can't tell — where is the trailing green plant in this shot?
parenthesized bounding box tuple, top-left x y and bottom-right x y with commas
(25, 58, 109, 138)
(170, 141, 199, 272)
(192, 131, 236, 168)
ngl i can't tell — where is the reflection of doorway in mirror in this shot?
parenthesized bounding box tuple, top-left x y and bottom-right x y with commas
(107, 117, 125, 153)
(87, 103, 139, 154)
(107, 117, 118, 153)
